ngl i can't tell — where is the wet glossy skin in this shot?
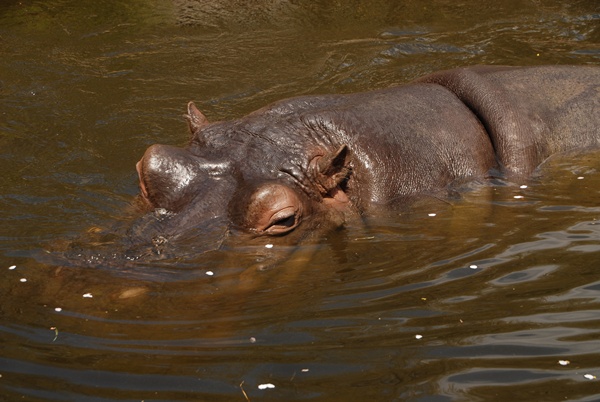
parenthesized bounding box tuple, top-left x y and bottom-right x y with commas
(136, 65, 600, 250)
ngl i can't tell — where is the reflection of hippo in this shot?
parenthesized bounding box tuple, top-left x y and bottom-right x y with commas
(136, 65, 599, 251)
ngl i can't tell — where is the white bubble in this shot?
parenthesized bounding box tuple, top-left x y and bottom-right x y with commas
(54, 307, 62, 312)
(584, 374, 596, 380)
(428, 213, 436, 217)
(258, 383, 275, 389)
(265, 244, 274, 249)
(519, 185, 528, 189)
(8, 265, 16, 270)
(206, 271, 214, 276)
(82, 293, 93, 298)
(469, 265, 478, 269)
(558, 360, 570, 366)
(513, 195, 524, 199)
(577, 176, 584, 180)
(19, 278, 27, 283)
(415, 334, 423, 340)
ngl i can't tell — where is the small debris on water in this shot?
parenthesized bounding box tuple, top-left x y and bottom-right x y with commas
(265, 244, 274, 249)
(50, 327, 59, 342)
(469, 264, 478, 269)
(82, 293, 93, 298)
(8, 265, 16, 270)
(354, 236, 375, 241)
(240, 381, 250, 402)
(558, 360, 570, 366)
(54, 307, 62, 312)
(249, 337, 256, 343)
(584, 374, 596, 380)
(206, 271, 214, 276)
(258, 383, 276, 390)
(19, 278, 27, 283)
(428, 213, 436, 217)
(415, 334, 423, 340)
(118, 287, 147, 299)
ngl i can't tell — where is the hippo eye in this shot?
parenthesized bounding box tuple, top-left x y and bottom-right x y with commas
(263, 207, 299, 235)
(244, 184, 304, 236)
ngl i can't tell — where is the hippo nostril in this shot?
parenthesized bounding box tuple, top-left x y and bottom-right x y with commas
(136, 160, 149, 200)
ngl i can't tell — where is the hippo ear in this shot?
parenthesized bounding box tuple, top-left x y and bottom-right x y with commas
(314, 145, 352, 194)
(184, 102, 209, 134)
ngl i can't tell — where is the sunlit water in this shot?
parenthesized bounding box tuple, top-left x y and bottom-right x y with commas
(1, 1, 599, 400)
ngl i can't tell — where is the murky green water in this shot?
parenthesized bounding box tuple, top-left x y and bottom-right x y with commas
(1, 1, 599, 400)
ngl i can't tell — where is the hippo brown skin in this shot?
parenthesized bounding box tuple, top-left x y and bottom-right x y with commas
(136, 65, 599, 255)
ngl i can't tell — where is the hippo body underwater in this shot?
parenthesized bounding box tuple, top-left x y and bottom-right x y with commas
(136, 65, 600, 252)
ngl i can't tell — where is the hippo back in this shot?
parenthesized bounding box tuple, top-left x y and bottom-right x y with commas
(418, 65, 600, 178)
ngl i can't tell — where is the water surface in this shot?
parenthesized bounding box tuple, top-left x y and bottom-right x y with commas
(1, 1, 599, 400)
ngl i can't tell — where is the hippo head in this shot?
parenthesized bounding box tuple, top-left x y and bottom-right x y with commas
(134, 102, 355, 259)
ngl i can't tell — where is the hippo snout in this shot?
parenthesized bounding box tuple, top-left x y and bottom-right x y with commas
(137, 144, 202, 212)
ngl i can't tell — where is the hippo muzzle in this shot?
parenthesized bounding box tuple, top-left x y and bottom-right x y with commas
(137, 144, 232, 212)
(134, 143, 241, 254)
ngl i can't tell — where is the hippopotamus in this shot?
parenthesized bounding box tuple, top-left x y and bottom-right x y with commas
(135, 65, 599, 256)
